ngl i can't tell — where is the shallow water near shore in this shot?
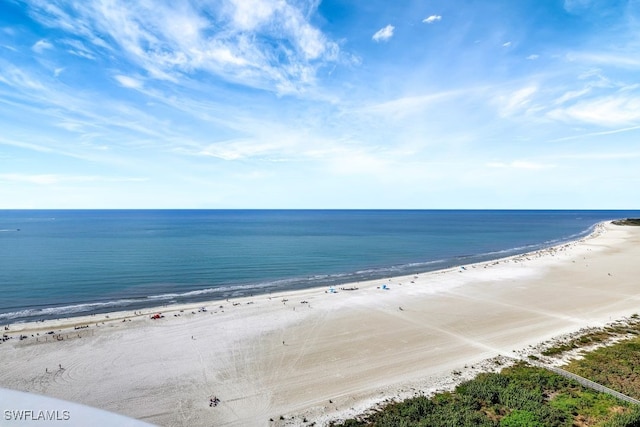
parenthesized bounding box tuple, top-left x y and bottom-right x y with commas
(1, 209, 638, 322)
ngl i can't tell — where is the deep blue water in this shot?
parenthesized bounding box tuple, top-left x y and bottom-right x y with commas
(0, 210, 637, 322)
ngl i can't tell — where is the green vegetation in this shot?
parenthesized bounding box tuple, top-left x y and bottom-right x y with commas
(565, 337, 640, 400)
(333, 363, 640, 427)
(611, 218, 640, 226)
(541, 318, 640, 357)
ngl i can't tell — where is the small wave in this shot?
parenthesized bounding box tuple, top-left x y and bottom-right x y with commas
(146, 293, 181, 300)
(0, 299, 141, 322)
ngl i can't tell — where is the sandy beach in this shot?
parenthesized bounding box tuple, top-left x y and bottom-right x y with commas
(2, 221, 640, 426)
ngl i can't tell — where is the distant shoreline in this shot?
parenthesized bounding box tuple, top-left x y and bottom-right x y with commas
(612, 218, 640, 226)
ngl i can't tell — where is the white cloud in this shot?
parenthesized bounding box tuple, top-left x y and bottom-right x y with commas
(0, 136, 55, 154)
(502, 41, 512, 47)
(61, 39, 97, 60)
(24, 0, 341, 95)
(567, 52, 640, 69)
(372, 25, 394, 42)
(495, 86, 538, 117)
(114, 74, 143, 89)
(550, 125, 640, 142)
(548, 95, 640, 127)
(526, 54, 539, 60)
(0, 65, 46, 91)
(32, 39, 53, 53)
(360, 87, 474, 118)
(553, 88, 591, 105)
(423, 15, 442, 24)
(227, 0, 277, 31)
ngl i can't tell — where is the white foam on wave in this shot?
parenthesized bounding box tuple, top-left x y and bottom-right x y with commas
(0, 299, 140, 321)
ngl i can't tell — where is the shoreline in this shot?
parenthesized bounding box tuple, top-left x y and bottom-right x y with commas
(2, 220, 640, 426)
(0, 221, 604, 328)
(0, 221, 601, 324)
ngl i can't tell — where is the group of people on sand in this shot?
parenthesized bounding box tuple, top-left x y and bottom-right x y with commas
(209, 396, 220, 407)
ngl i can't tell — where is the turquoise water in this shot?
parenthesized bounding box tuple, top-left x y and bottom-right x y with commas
(0, 210, 637, 322)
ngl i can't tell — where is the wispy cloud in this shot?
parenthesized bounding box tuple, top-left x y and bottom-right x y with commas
(0, 64, 46, 91)
(61, 39, 97, 60)
(24, 0, 342, 95)
(358, 87, 482, 118)
(32, 39, 53, 53)
(548, 94, 640, 127)
(1, 44, 18, 52)
(423, 15, 442, 24)
(494, 86, 538, 117)
(553, 88, 592, 105)
(567, 52, 640, 69)
(549, 125, 640, 142)
(372, 25, 394, 42)
(114, 74, 143, 89)
(0, 136, 55, 154)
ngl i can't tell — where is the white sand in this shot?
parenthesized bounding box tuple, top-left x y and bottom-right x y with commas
(2, 221, 640, 426)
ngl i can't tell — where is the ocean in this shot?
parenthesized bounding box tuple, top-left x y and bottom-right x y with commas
(1, 210, 637, 323)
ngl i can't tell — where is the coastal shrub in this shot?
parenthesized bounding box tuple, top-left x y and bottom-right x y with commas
(566, 338, 640, 399)
(499, 410, 538, 427)
(602, 406, 640, 427)
(340, 420, 362, 427)
(499, 383, 543, 411)
(612, 218, 640, 226)
(458, 373, 508, 404)
(542, 342, 577, 356)
(549, 392, 581, 415)
(528, 404, 567, 426)
(336, 363, 637, 427)
(395, 395, 434, 421)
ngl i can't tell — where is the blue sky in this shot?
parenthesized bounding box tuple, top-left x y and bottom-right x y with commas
(1, 0, 639, 208)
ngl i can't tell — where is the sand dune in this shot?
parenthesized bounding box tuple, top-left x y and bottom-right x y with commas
(2, 221, 640, 426)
